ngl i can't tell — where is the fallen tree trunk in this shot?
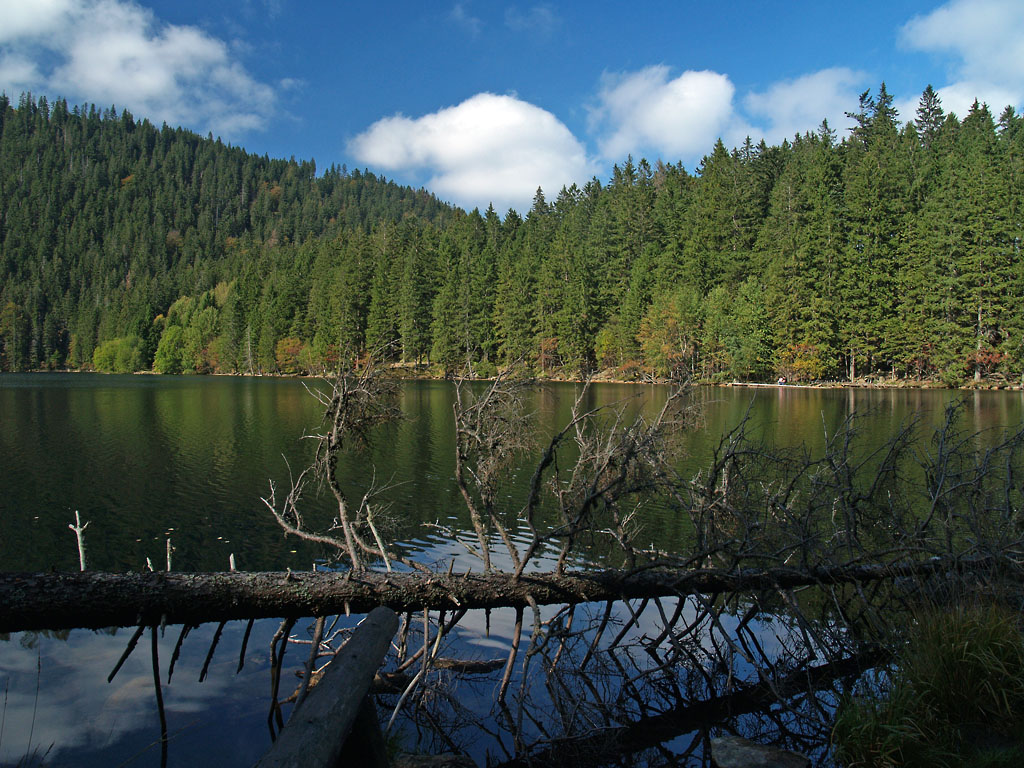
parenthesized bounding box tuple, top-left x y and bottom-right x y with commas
(255, 606, 398, 768)
(0, 556, 1003, 632)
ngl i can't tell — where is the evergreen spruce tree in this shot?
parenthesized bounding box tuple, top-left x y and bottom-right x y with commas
(838, 84, 908, 378)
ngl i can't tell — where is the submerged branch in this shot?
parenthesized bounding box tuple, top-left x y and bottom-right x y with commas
(493, 644, 891, 768)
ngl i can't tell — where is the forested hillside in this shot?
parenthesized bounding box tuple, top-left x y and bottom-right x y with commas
(1, 85, 1022, 384)
(0, 92, 453, 372)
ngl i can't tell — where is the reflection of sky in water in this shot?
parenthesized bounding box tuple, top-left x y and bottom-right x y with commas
(0, 529, 577, 767)
(1, 377, 929, 765)
(0, 622, 283, 767)
(377, 588, 813, 765)
(0, 583, 814, 767)
(0, 501, 821, 766)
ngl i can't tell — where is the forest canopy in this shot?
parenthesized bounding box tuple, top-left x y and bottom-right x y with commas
(1, 84, 1022, 384)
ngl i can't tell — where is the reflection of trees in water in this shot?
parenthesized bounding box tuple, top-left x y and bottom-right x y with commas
(373, 589, 889, 766)
(255, 367, 1024, 766)
(6, 364, 1024, 766)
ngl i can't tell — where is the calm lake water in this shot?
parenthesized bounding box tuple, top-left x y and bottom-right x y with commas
(1, 374, 1022, 766)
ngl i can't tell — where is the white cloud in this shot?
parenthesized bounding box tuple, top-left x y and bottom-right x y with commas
(0, 52, 42, 94)
(588, 66, 739, 163)
(349, 92, 598, 213)
(504, 5, 559, 35)
(901, 0, 1024, 116)
(450, 2, 483, 37)
(745, 67, 868, 144)
(0, 0, 75, 43)
(0, 0, 276, 138)
(929, 80, 1019, 118)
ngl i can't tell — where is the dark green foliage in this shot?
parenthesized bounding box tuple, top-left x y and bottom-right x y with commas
(0, 95, 452, 371)
(2, 87, 1022, 382)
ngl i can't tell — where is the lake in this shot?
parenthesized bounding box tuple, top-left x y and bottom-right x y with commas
(1, 374, 1022, 766)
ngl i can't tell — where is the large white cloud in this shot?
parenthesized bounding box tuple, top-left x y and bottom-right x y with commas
(349, 92, 598, 213)
(588, 66, 740, 163)
(0, 0, 275, 138)
(901, 0, 1024, 117)
(745, 68, 867, 144)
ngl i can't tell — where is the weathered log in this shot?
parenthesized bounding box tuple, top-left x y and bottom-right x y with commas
(254, 605, 398, 768)
(0, 556, 1002, 633)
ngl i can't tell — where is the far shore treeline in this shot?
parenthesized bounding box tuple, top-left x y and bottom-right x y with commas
(1, 85, 1022, 384)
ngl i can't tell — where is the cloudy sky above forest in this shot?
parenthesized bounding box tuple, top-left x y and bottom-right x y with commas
(1, 0, 1022, 213)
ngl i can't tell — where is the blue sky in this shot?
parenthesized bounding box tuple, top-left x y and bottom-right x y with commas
(1, 0, 1022, 213)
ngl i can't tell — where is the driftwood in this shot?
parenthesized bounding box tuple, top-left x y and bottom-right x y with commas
(0, 556, 1000, 632)
(255, 605, 399, 768)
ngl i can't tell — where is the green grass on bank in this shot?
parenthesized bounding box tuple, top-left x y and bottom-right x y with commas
(832, 603, 1024, 767)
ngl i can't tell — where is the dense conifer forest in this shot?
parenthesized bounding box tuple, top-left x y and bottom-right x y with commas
(1, 85, 1022, 383)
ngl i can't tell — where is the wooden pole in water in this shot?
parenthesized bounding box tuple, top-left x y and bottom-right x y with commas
(68, 511, 88, 571)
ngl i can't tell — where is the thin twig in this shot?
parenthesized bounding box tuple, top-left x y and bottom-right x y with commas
(198, 621, 226, 683)
(108, 625, 146, 683)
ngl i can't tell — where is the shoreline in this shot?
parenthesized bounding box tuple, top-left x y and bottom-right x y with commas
(5, 366, 1024, 391)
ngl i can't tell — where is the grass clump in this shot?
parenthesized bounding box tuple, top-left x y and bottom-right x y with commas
(832, 602, 1024, 767)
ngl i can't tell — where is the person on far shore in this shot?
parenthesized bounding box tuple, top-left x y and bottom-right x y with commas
(777, 375, 787, 385)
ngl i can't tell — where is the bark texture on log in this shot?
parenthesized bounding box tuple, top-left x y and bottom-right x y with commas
(0, 556, 994, 632)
